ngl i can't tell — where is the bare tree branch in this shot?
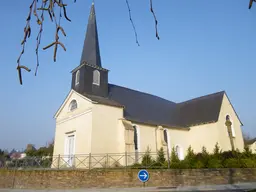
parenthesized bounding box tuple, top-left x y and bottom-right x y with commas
(150, 0, 160, 40)
(249, 0, 256, 9)
(125, 0, 140, 46)
(17, 0, 73, 85)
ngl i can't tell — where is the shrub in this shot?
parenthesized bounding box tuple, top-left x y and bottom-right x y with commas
(185, 145, 195, 160)
(240, 158, 256, 168)
(242, 146, 254, 158)
(156, 147, 166, 164)
(131, 144, 256, 169)
(213, 142, 221, 158)
(170, 147, 179, 163)
(141, 146, 155, 167)
(224, 158, 241, 168)
(207, 158, 223, 168)
(155, 147, 167, 168)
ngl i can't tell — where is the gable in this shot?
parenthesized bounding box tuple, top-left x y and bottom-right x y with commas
(54, 89, 93, 119)
(218, 92, 243, 126)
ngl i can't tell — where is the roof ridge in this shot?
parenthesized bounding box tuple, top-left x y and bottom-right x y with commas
(178, 90, 225, 105)
(109, 83, 176, 104)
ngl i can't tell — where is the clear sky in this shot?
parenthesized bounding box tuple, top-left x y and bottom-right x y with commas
(0, 1, 256, 151)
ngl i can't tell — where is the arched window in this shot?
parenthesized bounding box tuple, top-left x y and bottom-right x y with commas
(69, 100, 77, 111)
(133, 126, 138, 150)
(226, 114, 235, 137)
(163, 129, 168, 144)
(75, 70, 80, 85)
(93, 70, 100, 85)
(175, 145, 184, 160)
(133, 125, 139, 163)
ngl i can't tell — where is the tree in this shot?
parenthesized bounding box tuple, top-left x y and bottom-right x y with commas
(156, 147, 166, 165)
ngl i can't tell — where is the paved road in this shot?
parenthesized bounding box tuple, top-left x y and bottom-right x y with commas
(0, 189, 255, 192)
(0, 183, 255, 192)
(0, 189, 254, 192)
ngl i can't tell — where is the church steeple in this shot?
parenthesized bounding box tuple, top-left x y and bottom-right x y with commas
(80, 2, 102, 67)
(71, 2, 109, 98)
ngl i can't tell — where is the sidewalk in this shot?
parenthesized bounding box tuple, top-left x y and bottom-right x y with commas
(0, 182, 256, 192)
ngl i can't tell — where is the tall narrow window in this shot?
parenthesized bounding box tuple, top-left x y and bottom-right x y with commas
(133, 125, 139, 163)
(163, 129, 168, 144)
(175, 145, 184, 160)
(134, 126, 138, 150)
(75, 70, 80, 85)
(93, 70, 100, 85)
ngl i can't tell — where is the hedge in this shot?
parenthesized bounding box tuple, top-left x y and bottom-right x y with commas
(130, 143, 256, 169)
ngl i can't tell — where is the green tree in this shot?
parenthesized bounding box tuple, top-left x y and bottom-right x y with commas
(141, 146, 154, 167)
(156, 147, 166, 165)
(213, 142, 221, 156)
(170, 147, 179, 163)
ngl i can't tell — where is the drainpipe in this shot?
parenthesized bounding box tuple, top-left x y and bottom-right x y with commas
(155, 127, 158, 152)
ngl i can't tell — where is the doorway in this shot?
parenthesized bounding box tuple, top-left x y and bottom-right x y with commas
(67, 135, 75, 167)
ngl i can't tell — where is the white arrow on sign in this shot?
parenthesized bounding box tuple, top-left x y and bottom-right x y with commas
(139, 172, 148, 179)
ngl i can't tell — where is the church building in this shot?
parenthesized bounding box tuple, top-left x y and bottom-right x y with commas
(52, 3, 244, 168)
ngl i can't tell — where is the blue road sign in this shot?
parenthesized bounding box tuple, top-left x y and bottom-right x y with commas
(138, 169, 149, 182)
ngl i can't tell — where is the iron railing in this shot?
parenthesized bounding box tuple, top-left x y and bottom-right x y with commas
(0, 152, 171, 170)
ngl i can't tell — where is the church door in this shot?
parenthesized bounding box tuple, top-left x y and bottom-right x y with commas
(67, 135, 75, 167)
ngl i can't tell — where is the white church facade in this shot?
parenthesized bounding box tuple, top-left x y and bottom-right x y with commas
(52, 3, 244, 168)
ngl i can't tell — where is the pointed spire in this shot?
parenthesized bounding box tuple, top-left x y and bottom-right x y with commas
(80, 2, 102, 67)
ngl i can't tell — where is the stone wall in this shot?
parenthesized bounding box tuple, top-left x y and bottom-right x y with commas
(0, 168, 256, 189)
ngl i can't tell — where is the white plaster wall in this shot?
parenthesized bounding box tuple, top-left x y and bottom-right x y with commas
(53, 91, 93, 157)
(217, 93, 244, 152)
(90, 103, 124, 154)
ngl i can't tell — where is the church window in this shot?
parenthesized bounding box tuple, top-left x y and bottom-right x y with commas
(133, 125, 138, 150)
(175, 145, 184, 160)
(75, 70, 80, 85)
(93, 70, 100, 85)
(226, 115, 235, 137)
(69, 100, 77, 111)
(133, 125, 139, 163)
(163, 129, 168, 144)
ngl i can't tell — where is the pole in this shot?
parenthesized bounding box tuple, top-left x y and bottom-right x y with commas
(89, 153, 91, 170)
(167, 145, 170, 169)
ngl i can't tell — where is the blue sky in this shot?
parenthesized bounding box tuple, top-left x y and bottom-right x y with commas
(0, 1, 256, 151)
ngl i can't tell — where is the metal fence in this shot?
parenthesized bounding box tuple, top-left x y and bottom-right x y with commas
(0, 152, 171, 170)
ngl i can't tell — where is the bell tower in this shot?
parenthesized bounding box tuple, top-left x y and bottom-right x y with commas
(71, 2, 109, 97)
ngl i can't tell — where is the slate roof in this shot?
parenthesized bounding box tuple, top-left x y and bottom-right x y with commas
(84, 92, 124, 108)
(107, 84, 181, 128)
(174, 91, 225, 127)
(84, 84, 228, 128)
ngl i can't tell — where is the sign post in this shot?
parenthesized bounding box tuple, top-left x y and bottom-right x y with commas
(138, 169, 149, 187)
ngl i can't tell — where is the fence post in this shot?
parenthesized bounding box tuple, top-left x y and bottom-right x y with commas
(57, 154, 60, 169)
(73, 155, 75, 169)
(89, 153, 91, 170)
(167, 148, 170, 169)
(15, 159, 18, 169)
(125, 152, 127, 168)
(106, 153, 109, 168)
